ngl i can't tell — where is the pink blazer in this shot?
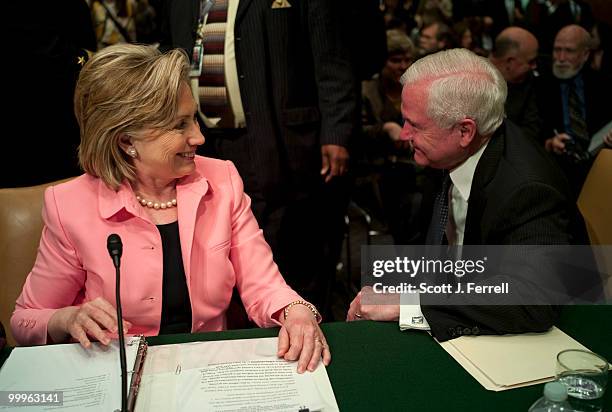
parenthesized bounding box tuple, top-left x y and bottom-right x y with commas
(12, 156, 302, 345)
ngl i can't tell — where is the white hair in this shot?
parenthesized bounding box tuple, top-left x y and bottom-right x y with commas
(400, 48, 507, 136)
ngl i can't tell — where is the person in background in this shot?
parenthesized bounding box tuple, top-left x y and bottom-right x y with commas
(418, 19, 452, 56)
(490, 26, 541, 142)
(347, 49, 596, 341)
(541, 25, 611, 197)
(453, 19, 474, 49)
(361, 30, 423, 244)
(415, 0, 452, 24)
(538, 0, 594, 53)
(90, 0, 137, 49)
(160, 0, 357, 318)
(381, 0, 419, 34)
(452, 18, 488, 56)
(589, 21, 612, 75)
(11, 45, 330, 374)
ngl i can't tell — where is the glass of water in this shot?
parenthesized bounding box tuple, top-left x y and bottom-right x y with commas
(556, 349, 609, 411)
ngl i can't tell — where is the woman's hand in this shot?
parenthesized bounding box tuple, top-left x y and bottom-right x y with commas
(277, 304, 331, 373)
(47, 297, 131, 348)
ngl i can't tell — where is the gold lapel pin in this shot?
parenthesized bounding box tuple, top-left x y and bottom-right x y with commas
(271, 0, 291, 9)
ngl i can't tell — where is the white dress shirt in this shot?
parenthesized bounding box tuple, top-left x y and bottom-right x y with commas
(399, 141, 489, 331)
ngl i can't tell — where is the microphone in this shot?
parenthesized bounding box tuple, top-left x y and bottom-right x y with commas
(107, 234, 127, 412)
(107, 234, 123, 268)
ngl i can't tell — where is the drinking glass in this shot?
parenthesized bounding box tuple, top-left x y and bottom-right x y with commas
(556, 349, 609, 411)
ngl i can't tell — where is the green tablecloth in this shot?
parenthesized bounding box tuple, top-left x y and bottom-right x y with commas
(2, 306, 611, 411)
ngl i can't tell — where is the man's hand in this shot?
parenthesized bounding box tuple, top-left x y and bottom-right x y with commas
(545, 133, 571, 154)
(346, 287, 400, 322)
(321, 144, 349, 183)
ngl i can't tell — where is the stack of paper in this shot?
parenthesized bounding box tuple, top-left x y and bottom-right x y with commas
(438, 326, 594, 391)
(0, 336, 143, 411)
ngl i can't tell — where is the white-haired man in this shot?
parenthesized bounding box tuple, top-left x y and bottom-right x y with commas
(541, 25, 610, 198)
(347, 49, 596, 341)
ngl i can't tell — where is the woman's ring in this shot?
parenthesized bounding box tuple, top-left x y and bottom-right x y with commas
(315, 338, 327, 349)
(355, 313, 363, 318)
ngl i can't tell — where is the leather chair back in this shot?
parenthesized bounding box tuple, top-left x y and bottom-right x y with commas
(0, 179, 71, 346)
(577, 149, 612, 298)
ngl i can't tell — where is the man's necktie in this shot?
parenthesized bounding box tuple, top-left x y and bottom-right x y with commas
(198, 0, 234, 127)
(568, 82, 589, 143)
(426, 171, 451, 245)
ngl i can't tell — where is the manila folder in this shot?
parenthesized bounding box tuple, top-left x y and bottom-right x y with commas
(437, 326, 592, 391)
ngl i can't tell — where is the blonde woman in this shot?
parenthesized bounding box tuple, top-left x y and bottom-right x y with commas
(12, 44, 330, 373)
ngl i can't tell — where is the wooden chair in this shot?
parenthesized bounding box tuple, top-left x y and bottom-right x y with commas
(577, 148, 612, 298)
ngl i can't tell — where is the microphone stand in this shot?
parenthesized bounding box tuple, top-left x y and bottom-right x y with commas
(108, 234, 128, 412)
(115, 262, 128, 412)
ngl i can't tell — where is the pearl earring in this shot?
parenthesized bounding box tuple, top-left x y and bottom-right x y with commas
(127, 147, 138, 158)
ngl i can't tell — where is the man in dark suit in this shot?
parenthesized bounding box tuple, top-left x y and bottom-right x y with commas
(490, 26, 541, 142)
(160, 0, 357, 315)
(538, 0, 594, 53)
(347, 49, 598, 341)
(540, 24, 611, 198)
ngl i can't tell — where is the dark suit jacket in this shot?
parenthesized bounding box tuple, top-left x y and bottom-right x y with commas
(537, 0, 594, 53)
(160, 0, 356, 203)
(538, 67, 610, 141)
(536, 67, 611, 196)
(506, 74, 541, 142)
(421, 121, 595, 341)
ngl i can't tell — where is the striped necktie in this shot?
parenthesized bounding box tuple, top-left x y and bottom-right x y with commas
(426, 171, 451, 245)
(568, 82, 589, 143)
(198, 0, 234, 127)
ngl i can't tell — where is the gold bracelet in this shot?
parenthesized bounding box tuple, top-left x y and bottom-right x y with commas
(283, 300, 322, 323)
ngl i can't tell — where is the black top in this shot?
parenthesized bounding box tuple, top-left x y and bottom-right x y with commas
(157, 221, 192, 335)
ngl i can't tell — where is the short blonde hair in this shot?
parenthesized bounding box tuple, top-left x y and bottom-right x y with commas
(401, 48, 507, 136)
(75, 44, 190, 189)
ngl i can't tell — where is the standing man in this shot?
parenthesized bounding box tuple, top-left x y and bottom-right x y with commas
(161, 0, 357, 315)
(490, 26, 541, 141)
(541, 24, 611, 197)
(347, 49, 595, 341)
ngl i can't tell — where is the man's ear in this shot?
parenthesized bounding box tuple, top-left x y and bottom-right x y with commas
(457, 118, 477, 148)
(580, 48, 590, 65)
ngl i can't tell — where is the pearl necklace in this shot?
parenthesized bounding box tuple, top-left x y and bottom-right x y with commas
(136, 195, 177, 210)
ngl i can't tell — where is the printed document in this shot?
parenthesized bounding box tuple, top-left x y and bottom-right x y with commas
(0, 336, 141, 411)
(135, 337, 339, 412)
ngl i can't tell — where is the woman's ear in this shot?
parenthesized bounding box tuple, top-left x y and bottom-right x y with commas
(118, 134, 137, 158)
